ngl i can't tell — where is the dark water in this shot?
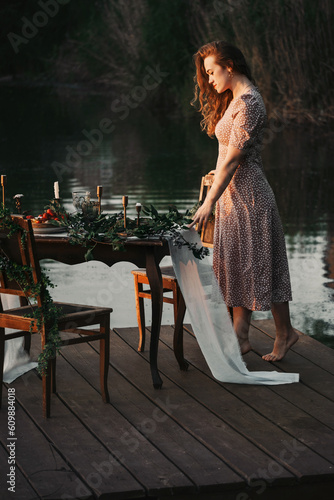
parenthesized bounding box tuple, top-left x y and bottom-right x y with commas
(1, 87, 333, 346)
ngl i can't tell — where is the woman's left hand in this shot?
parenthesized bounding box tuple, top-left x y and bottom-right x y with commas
(188, 200, 214, 231)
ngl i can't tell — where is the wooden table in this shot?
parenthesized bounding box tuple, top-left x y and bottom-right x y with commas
(35, 235, 173, 389)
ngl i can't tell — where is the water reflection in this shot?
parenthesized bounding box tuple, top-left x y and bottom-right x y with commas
(0, 87, 333, 345)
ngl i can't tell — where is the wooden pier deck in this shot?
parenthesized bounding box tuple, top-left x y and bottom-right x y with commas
(1, 319, 334, 500)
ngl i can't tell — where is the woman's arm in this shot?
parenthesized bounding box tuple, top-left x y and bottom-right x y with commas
(189, 145, 245, 230)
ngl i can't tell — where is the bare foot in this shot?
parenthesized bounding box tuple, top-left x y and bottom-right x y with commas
(238, 338, 252, 355)
(262, 328, 299, 362)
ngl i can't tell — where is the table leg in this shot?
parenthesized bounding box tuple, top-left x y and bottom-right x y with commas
(173, 291, 189, 371)
(145, 248, 164, 389)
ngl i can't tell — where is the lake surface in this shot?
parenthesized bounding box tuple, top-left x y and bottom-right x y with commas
(1, 86, 333, 348)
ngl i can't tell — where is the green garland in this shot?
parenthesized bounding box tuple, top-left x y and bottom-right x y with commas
(0, 205, 62, 375)
(51, 202, 209, 261)
(0, 202, 209, 375)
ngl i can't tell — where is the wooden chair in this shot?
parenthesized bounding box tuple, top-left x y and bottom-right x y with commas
(198, 173, 215, 248)
(131, 266, 182, 352)
(0, 216, 112, 418)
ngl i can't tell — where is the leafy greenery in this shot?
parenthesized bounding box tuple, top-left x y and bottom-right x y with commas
(0, 206, 62, 375)
(56, 203, 209, 261)
(1, 0, 332, 123)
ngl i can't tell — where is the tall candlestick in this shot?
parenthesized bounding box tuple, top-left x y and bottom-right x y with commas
(97, 185, 103, 215)
(122, 196, 128, 229)
(54, 181, 59, 199)
(1, 175, 6, 207)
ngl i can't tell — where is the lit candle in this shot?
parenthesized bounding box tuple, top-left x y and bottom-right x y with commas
(54, 181, 60, 199)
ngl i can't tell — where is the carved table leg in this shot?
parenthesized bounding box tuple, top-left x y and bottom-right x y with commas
(173, 291, 188, 371)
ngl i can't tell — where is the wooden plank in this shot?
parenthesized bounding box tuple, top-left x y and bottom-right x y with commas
(165, 325, 334, 471)
(0, 441, 39, 500)
(156, 480, 334, 500)
(252, 318, 334, 375)
(248, 325, 334, 402)
(58, 340, 243, 494)
(8, 367, 145, 499)
(46, 346, 197, 497)
(132, 326, 334, 482)
(0, 385, 93, 500)
(113, 327, 296, 487)
(183, 324, 334, 431)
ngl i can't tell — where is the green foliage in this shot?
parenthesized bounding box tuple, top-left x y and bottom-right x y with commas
(0, 255, 62, 375)
(0, 205, 23, 240)
(0, 209, 62, 376)
(57, 204, 208, 260)
(1, 0, 332, 122)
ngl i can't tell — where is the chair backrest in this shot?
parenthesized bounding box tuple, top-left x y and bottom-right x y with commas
(199, 174, 215, 248)
(199, 173, 215, 204)
(0, 216, 43, 308)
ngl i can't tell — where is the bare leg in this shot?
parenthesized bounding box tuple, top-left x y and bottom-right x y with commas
(262, 302, 299, 361)
(233, 306, 252, 355)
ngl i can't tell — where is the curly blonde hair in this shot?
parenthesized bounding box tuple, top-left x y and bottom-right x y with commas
(192, 41, 254, 137)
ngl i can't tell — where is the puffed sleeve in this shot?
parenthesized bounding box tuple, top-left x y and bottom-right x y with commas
(229, 94, 265, 151)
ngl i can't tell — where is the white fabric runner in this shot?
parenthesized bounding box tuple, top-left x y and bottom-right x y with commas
(168, 229, 299, 385)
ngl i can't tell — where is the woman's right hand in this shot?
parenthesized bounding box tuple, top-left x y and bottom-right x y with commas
(188, 199, 214, 231)
(209, 170, 216, 175)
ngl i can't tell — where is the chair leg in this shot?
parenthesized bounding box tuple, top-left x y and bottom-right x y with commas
(50, 357, 56, 394)
(19, 298, 31, 354)
(0, 328, 5, 409)
(134, 276, 146, 352)
(100, 316, 110, 404)
(42, 361, 52, 419)
(41, 328, 52, 418)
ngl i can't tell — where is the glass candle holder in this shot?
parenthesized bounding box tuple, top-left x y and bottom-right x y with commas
(81, 200, 100, 216)
(72, 191, 91, 211)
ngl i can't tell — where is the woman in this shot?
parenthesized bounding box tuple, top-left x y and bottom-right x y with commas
(190, 41, 299, 361)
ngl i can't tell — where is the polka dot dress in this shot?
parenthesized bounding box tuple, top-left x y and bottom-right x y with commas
(213, 88, 292, 311)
